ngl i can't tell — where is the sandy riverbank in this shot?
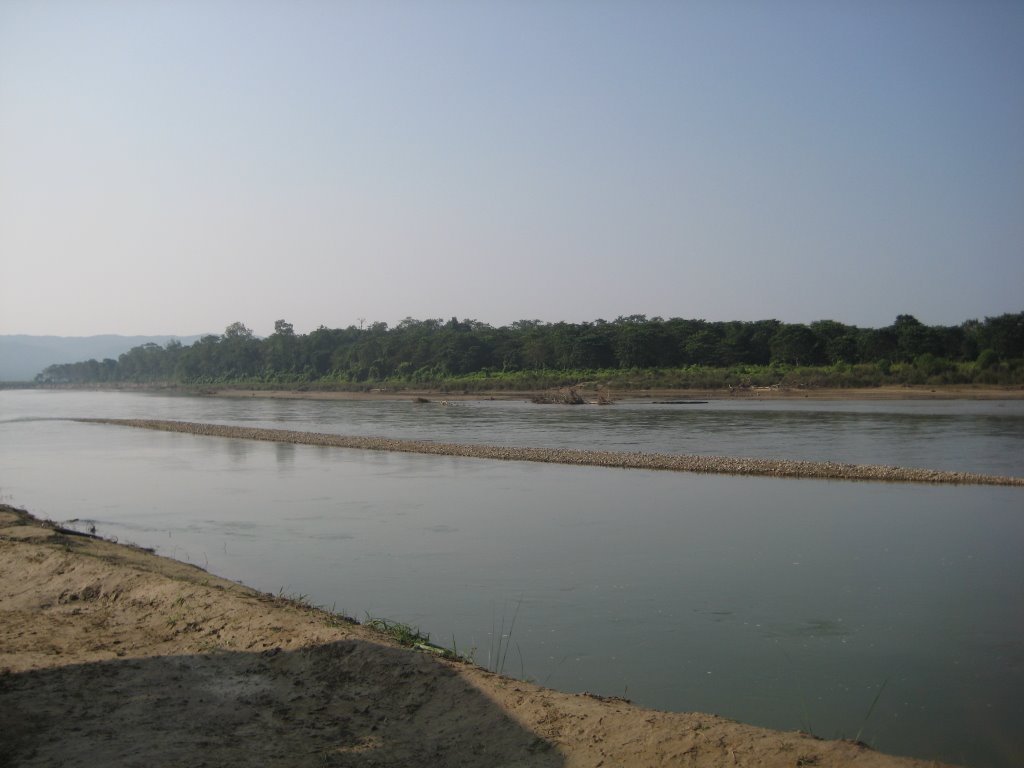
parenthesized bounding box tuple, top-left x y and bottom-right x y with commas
(204, 384, 1024, 402)
(0, 505, 955, 767)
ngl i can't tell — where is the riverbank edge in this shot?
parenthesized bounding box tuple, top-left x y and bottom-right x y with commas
(0, 504, 957, 767)
(11, 381, 1024, 400)
(77, 418, 1024, 487)
(205, 384, 1024, 402)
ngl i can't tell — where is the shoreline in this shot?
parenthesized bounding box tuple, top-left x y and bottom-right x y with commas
(0, 504, 957, 767)
(77, 418, 1024, 486)
(10, 382, 1024, 401)
(202, 384, 1024, 402)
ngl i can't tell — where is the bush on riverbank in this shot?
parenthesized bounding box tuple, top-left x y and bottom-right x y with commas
(24, 356, 1024, 394)
(31, 311, 1024, 391)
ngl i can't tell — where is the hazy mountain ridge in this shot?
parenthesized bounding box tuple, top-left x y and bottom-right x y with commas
(0, 335, 206, 382)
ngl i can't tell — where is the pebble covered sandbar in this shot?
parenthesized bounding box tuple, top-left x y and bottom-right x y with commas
(75, 418, 1024, 487)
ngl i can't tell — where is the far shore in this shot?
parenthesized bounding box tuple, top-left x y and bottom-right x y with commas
(204, 383, 1024, 402)
(8, 381, 1023, 401)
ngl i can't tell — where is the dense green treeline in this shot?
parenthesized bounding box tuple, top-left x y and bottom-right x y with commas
(36, 313, 1024, 389)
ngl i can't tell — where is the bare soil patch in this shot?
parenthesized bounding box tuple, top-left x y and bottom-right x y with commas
(1, 505, 955, 767)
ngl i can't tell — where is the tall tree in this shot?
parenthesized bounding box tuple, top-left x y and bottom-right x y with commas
(770, 324, 823, 366)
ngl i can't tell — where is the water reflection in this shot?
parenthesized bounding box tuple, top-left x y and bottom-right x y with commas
(274, 442, 295, 470)
(224, 439, 250, 463)
(7, 389, 1024, 474)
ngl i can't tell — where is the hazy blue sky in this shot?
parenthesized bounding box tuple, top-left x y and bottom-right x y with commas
(2, 0, 1021, 337)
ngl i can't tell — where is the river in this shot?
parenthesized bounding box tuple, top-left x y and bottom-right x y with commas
(1, 389, 1022, 767)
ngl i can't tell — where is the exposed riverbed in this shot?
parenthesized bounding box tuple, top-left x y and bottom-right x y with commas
(78, 417, 1024, 486)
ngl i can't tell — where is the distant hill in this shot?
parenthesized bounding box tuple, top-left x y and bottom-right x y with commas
(0, 335, 206, 382)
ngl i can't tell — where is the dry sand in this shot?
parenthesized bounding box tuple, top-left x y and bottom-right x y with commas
(1, 505, 956, 767)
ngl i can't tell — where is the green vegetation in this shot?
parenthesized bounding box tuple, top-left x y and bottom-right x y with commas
(34, 312, 1024, 389)
(854, 678, 889, 745)
(364, 615, 467, 661)
(490, 596, 524, 677)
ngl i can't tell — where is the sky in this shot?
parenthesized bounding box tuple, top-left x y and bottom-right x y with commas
(1, 0, 1022, 338)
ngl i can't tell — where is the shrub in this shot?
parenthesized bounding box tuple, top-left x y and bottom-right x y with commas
(976, 349, 1000, 370)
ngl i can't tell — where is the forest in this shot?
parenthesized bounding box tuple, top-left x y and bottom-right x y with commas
(35, 313, 1024, 391)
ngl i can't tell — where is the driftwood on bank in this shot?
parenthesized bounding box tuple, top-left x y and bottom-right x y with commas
(530, 387, 614, 405)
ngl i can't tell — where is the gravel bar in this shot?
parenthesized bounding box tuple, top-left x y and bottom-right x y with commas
(76, 418, 1024, 487)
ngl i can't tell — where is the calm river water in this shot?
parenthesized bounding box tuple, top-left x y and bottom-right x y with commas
(2, 390, 1022, 767)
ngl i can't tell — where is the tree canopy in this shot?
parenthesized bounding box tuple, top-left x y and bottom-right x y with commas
(35, 312, 1024, 389)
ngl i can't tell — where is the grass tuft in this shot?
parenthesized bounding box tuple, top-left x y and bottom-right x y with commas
(363, 615, 467, 661)
(489, 595, 524, 675)
(854, 678, 888, 745)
